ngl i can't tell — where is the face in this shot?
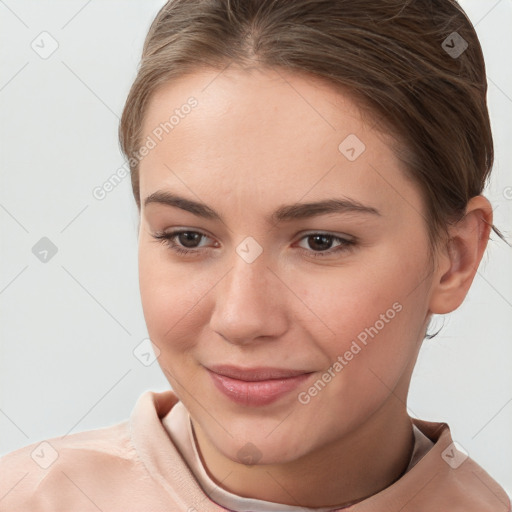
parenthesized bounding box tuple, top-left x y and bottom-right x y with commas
(137, 65, 435, 465)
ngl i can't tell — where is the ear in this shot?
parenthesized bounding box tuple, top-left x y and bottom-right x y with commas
(428, 195, 493, 315)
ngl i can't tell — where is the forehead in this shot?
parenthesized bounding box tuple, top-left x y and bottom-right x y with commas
(138, 66, 422, 221)
(142, 65, 366, 144)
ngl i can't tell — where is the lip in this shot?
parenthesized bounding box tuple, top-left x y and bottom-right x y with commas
(207, 364, 311, 381)
(205, 364, 314, 406)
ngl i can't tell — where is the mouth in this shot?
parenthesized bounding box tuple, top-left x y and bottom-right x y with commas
(204, 364, 314, 406)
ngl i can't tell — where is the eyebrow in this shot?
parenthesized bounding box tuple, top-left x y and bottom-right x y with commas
(143, 190, 381, 224)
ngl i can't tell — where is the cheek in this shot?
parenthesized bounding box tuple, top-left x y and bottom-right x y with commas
(300, 249, 428, 381)
(138, 246, 220, 359)
(293, 282, 422, 435)
(138, 248, 193, 350)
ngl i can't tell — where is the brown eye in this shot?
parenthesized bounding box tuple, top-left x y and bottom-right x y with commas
(176, 231, 203, 248)
(297, 233, 355, 259)
(151, 230, 213, 256)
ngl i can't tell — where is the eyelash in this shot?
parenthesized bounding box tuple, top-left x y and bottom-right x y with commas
(151, 229, 356, 259)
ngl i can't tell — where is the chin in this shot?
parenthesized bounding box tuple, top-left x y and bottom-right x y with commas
(209, 426, 310, 466)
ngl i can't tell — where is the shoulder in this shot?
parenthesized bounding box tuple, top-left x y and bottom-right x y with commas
(403, 418, 511, 512)
(0, 420, 152, 511)
(0, 390, 188, 511)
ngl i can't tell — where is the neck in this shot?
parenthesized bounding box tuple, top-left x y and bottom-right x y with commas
(191, 395, 415, 508)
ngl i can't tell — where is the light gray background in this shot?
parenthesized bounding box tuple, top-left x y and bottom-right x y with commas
(1, 0, 511, 498)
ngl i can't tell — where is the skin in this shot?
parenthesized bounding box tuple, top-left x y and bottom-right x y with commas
(136, 64, 493, 508)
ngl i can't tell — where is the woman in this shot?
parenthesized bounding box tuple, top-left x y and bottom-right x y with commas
(1, 0, 510, 510)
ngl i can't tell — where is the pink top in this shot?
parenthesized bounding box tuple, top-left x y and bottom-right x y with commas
(0, 389, 510, 511)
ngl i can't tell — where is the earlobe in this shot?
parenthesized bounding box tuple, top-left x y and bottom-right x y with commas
(428, 196, 493, 315)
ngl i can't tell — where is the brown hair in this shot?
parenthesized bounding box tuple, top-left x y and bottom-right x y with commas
(119, 0, 507, 256)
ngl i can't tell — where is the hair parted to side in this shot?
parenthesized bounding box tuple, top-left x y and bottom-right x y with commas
(119, 0, 508, 255)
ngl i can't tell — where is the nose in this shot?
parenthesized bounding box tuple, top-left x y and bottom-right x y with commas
(209, 251, 288, 346)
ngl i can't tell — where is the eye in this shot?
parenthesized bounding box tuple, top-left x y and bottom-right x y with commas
(296, 232, 356, 259)
(150, 229, 356, 259)
(151, 229, 214, 257)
